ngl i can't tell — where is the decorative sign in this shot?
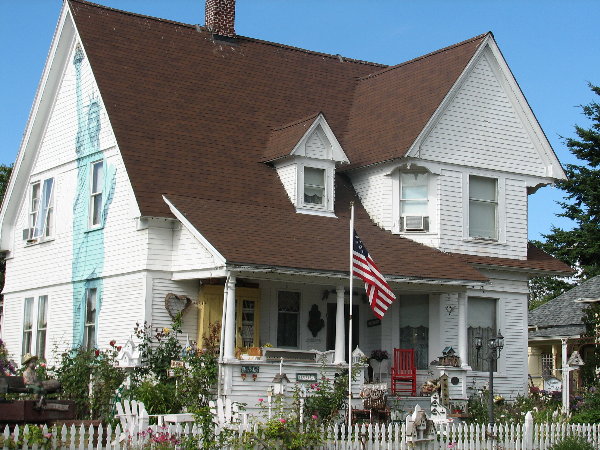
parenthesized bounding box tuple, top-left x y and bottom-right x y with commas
(296, 373, 318, 382)
(171, 360, 185, 368)
(367, 319, 381, 328)
(241, 365, 260, 374)
(544, 377, 562, 392)
(164, 293, 191, 319)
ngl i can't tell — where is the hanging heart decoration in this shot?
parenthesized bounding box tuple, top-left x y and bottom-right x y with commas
(165, 293, 192, 319)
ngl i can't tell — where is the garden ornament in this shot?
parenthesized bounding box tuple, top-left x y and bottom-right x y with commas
(21, 353, 61, 409)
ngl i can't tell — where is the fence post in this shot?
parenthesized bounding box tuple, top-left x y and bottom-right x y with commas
(523, 411, 534, 449)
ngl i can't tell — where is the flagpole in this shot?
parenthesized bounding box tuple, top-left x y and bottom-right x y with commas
(348, 201, 354, 430)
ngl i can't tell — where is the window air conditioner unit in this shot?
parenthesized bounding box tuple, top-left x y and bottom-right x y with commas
(404, 215, 426, 231)
(23, 228, 35, 241)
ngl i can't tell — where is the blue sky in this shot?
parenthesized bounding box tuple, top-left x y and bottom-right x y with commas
(1, 0, 598, 241)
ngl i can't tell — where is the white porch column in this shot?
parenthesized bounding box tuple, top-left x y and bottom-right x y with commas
(223, 274, 237, 361)
(561, 338, 570, 414)
(458, 292, 469, 368)
(334, 285, 346, 364)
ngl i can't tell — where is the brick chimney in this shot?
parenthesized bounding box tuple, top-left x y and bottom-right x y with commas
(205, 0, 236, 37)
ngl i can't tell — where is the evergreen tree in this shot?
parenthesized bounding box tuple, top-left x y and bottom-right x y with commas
(530, 84, 600, 307)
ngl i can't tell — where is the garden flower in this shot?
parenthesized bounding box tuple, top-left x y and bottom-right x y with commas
(311, 415, 318, 420)
(163, 327, 171, 334)
(279, 418, 286, 424)
(258, 398, 264, 402)
(109, 339, 116, 347)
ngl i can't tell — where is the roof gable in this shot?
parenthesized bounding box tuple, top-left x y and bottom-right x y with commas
(264, 113, 348, 164)
(343, 34, 486, 169)
(411, 37, 565, 181)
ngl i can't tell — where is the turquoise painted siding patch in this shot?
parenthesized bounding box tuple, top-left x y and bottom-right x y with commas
(71, 47, 116, 348)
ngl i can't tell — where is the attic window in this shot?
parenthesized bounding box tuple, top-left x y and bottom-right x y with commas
(304, 167, 325, 205)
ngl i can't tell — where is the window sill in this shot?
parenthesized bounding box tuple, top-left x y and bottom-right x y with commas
(25, 237, 55, 247)
(296, 207, 336, 218)
(85, 225, 105, 233)
(464, 237, 506, 246)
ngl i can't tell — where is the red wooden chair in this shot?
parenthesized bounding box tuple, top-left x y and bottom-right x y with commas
(390, 348, 416, 396)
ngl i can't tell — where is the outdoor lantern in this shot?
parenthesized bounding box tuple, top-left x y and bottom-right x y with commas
(474, 336, 483, 351)
(488, 336, 495, 349)
(496, 331, 504, 350)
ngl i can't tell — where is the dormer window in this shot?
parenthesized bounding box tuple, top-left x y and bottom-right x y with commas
(304, 167, 325, 205)
(265, 113, 349, 217)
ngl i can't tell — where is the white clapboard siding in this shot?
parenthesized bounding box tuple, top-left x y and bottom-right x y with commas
(420, 53, 548, 177)
(2, 38, 148, 363)
(171, 225, 220, 272)
(150, 276, 199, 342)
(466, 272, 529, 398)
(349, 164, 393, 229)
(275, 162, 297, 205)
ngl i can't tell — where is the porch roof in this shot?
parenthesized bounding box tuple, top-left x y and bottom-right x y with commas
(165, 175, 488, 284)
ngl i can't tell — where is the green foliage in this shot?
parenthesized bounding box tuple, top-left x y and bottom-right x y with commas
(549, 435, 595, 450)
(528, 274, 574, 310)
(0, 338, 17, 375)
(304, 372, 348, 423)
(0, 425, 56, 449)
(535, 84, 600, 283)
(579, 304, 600, 385)
(571, 383, 600, 423)
(466, 387, 562, 425)
(53, 345, 125, 421)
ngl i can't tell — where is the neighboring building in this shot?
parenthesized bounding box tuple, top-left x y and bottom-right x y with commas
(0, 0, 572, 408)
(528, 276, 600, 389)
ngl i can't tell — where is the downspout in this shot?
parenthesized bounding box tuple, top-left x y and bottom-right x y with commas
(217, 272, 230, 399)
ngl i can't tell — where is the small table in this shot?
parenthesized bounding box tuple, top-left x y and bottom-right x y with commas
(158, 413, 195, 426)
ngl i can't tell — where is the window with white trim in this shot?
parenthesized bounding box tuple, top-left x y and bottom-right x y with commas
(277, 291, 300, 348)
(84, 288, 97, 350)
(467, 297, 497, 371)
(90, 161, 103, 227)
(28, 178, 54, 240)
(22, 297, 34, 356)
(469, 176, 497, 239)
(22, 295, 48, 358)
(36, 296, 48, 360)
(400, 172, 429, 232)
(303, 167, 325, 206)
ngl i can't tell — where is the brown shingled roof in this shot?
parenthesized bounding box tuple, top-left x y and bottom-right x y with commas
(67, 1, 563, 282)
(166, 175, 487, 282)
(263, 112, 322, 163)
(452, 244, 574, 275)
(344, 34, 487, 168)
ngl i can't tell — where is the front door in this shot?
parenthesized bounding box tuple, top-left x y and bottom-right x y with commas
(327, 303, 359, 361)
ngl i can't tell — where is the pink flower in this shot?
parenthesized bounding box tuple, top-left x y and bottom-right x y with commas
(44, 433, 53, 439)
(258, 398, 264, 402)
(279, 418, 286, 424)
(311, 415, 318, 420)
(40, 363, 46, 368)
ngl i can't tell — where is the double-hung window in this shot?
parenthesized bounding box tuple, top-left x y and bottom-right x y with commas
(400, 172, 429, 231)
(467, 297, 497, 371)
(84, 288, 97, 350)
(303, 167, 325, 206)
(22, 295, 48, 358)
(90, 161, 104, 227)
(469, 176, 497, 239)
(277, 291, 300, 348)
(36, 296, 48, 360)
(22, 297, 34, 356)
(28, 178, 54, 240)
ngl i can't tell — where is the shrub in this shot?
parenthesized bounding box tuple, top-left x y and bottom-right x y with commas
(549, 435, 595, 450)
(53, 345, 125, 421)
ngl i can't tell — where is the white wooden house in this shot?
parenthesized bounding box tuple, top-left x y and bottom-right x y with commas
(0, 0, 572, 408)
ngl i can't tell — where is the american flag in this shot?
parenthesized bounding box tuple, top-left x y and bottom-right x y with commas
(352, 230, 396, 319)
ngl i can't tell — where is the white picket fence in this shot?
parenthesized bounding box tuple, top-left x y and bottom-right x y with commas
(2, 418, 599, 449)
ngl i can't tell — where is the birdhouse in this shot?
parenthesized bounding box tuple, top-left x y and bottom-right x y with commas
(117, 336, 140, 368)
(352, 346, 366, 365)
(568, 351, 585, 367)
(271, 373, 290, 395)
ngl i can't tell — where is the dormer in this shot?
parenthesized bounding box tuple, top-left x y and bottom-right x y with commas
(263, 113, 348, 216)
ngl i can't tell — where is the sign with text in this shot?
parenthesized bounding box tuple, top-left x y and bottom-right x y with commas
(241, 365, 260, 374)
(296, 373, 318, 382)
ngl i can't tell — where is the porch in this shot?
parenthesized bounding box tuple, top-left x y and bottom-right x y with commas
(178, 270, 486, 410)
